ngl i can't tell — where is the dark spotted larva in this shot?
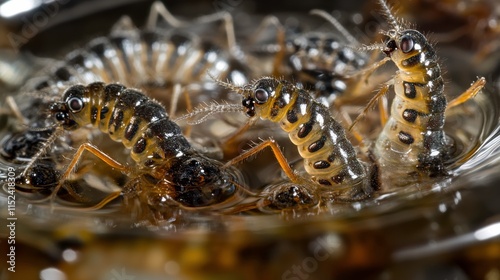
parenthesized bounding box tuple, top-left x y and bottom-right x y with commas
(216, 77, 373, 199)
(286, 32, 367, 105)
(0, 2, 252, 208)
(55, 32, 243, 90)
(7, 1, 248, 164)
(248, 11, 367, 106)
(371, 0, 486, 177)
(0, 129, 54, 162)
(28, 10, 249, 96)
(0, 130, 60, 191)
(49, 82, 242, 208)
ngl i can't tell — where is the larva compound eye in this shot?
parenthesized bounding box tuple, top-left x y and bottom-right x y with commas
(400, 35, 414, 53)
(254, 88, 270, 104)
(67, 97, 84, 113)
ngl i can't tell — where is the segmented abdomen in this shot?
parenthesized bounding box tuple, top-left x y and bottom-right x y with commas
(286, 33, 367, 103)
(288, 33, 366, 76)
(67, 83, 192, 169)
(375, 38, 447, 172)
(264, 80, 366, 187)
(30, 29, 246, 93)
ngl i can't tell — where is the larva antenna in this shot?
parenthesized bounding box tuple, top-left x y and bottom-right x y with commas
(21, 123, 59, 132)
(356, 42, 385, 52)
(174, 101, 244, 125)
(25, 89, 62, 102)
(207, 72, 249, 95)
(378, 0, 401, 32)
(310, 9, 359, 46)
(19, 127, 63, 179)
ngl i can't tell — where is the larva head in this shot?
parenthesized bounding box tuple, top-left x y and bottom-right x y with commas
(169, 155, 237, 207)
(50, 84, 95, 130)
(211, 75, 281, 118)
(377, 0, 433, 70)
(241, 77, 281, 118)
(383, 29, 430, 69)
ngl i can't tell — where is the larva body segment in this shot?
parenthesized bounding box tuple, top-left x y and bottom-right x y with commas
(50, 82, 240, 207)
(241, 77, 368, 190)
(374, 28, 448, 174)
(34, 30, 246, 93)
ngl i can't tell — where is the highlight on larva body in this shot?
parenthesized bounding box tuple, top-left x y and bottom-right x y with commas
(377, 27, 448, 173)
(2, 1, 251, 191)
(49, 82, 242, 209)
(0, 2, 499, 279)
(216, 76, 374, 199)
(24, 1, 249, 97)
(363, 0, 486, 178)
(1, 2, 252, 211)
(0, 0, 495, 222)
(247, 10, 368, 106)
(285, 18, 367, 105)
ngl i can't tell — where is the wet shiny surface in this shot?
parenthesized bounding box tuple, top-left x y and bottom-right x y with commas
(0, 1, 500, 279)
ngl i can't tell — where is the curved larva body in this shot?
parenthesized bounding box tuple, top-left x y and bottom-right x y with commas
(29, 29, 247, 94)
(242, 78, 367, 188)
(375, 30, 447, 174)
(252, 30, 367, 105)
(286, 32, 367, 101)
(62, 82, 191, 168)
(50, 82, 238, 207)
(288, 33, 365, 74)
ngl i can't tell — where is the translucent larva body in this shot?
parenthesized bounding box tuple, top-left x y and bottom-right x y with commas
(2, 4, 250, 207)
(249, 13, 367, 106)
(31, 30, 248, 94)
(285, 32, 367, 104)
(369, 0, 486, 182)
(375, 29, 448, 174)
(19, 1, 249, 97)
(239, 77, 370, 194)
(50, 82, 239, 207)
